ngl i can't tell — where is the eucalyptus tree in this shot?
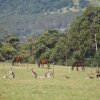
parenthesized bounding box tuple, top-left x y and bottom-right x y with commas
(67, 6, 100, 65)
(33, 30, 61, 60)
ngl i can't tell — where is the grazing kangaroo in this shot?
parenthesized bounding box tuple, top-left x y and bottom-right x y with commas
(87, 73, 94, 79)
(96, 70, 100, 78)
(45, 71, 53, 78)
(9, 69, 15, 78)
(31, 68, 37, 79)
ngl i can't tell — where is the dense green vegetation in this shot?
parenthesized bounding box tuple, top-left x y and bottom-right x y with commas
(0, 6, 100, 66)
(67, 6, 100, 66)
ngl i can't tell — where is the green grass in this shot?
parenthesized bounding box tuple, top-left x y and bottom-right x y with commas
(0, 62, 100, 100)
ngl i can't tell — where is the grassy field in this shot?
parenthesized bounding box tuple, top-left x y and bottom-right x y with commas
(0, 62, 100, 100)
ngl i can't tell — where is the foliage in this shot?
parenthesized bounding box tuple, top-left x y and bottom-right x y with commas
(0, 6, 100, 66)
(0, 43, 17, 60)
(6, 36, 20, 47)
(34, 30, 61, 60)
(28, 56, 35, 64)
(68, 6, 100, 64)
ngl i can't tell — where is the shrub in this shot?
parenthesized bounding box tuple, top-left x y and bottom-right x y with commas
(28, 56, 35, 64)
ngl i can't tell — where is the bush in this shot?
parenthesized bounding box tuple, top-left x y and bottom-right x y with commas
(84, 59, 93, 67)
(28, 56, 35, 64)
(73, 50, 81, 60)
(66, 58, 75, 66)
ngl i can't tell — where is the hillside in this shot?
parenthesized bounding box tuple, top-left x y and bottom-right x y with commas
(0, 0, 99, 37)
(0, 0, 89, 15)
(88, 0, 100, 6)
(0, 11, 82, 37)
(0, 6, 100, 66)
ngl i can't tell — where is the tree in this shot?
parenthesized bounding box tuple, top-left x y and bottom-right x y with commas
(67, 6, 100, 66)
(33, 30, 60, 60)
(7, 35, 20, 48)
(0, 43, 17, 60)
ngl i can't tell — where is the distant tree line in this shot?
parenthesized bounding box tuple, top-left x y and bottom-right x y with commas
(0, 6, 100, 67)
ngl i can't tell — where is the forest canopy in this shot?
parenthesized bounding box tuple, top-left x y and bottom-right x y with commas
(0, 6, 100, 66)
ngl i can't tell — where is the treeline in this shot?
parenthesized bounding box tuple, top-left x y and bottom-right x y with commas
(0, 6, 100, 66)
